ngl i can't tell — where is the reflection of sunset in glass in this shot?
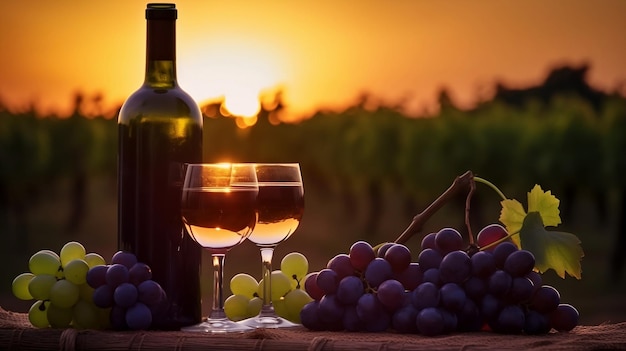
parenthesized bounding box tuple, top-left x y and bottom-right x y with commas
(0, 1, 625, 120)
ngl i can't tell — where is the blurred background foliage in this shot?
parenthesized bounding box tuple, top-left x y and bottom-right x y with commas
(1, 64, 626, 324)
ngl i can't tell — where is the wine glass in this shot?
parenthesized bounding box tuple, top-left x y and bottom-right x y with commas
(180, 163, 258, 333)
(240, 163, 305, 328)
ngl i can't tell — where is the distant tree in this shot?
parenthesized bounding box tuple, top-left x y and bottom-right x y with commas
(492, 63, 606, 112)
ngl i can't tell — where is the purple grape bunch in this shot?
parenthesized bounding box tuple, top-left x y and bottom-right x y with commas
(86, 251, 166, 330)
(300, 227, 579, 336)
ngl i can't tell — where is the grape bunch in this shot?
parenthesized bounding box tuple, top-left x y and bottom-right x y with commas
(87, 250, 167, 330)
(224, 252, 313, 323)
(300, 226, 579, 335)
(11, 241, 110, 329)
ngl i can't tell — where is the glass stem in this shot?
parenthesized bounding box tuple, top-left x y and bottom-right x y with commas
(259, 247, 276, 316)
(209, 253, 226, 320)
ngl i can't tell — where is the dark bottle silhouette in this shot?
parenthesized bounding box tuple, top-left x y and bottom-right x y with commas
(117, 3, 202, 329)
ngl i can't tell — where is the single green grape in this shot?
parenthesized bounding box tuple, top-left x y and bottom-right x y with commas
(224, 294, 250, 321)
(230, 273, 258, 297)
(64, 259, 89, 285)
(29, 250, 61, 276)
(281, 252, 308, 289)
(84, 253, 106, 268)
(49, 279, 80, 308)
(60, 241, 86, 267)
(248, 296, 262, 318)
(28, 274, 57, 301)
(284, 288, 313, 323)
(12, 273, 35, 300)
(272, 297, 289, 320)
(257, 270, 292, 301)
(28, 300, 49, 328)
(47, 303, 73, 328)
(73, 300, 101, 329)
(78, 283, 95, 303)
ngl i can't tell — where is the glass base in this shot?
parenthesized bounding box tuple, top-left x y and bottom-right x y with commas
(181, 318, 252, 333)
(239, 315, 299, 329)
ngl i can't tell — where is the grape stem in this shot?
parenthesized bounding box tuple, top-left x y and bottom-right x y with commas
(472, 176, 514, 250)
(292, 274, 301, 289)
(395, 171, 474, 245)
(473, 176, 508, 201)
(478, 229, 521, 251)
(465, 177, 476, 246)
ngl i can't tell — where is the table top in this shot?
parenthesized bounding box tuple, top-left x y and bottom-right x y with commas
(2, 307, 625, 351)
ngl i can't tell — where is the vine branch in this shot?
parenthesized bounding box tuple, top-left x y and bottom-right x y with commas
(394, 170, 474, 245)
(465, 177, 476, 246)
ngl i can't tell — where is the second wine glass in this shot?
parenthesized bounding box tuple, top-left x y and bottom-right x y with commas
(180, 163, 258, 333)
(241, 163, 304, 328)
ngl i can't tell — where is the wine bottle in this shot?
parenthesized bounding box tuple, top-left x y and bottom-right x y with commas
(117, 3, 202, 329)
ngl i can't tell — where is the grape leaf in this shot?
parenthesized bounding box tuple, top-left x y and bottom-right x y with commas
(499, 185, 563, 249)
(519, 212, 584, 279)
(499, 199, 526, 248)
(527, 185, 561, 227)
(498, 184, 583, 279)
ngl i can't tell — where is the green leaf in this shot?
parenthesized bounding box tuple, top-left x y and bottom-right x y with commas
(527, 185, 561, 227)
(499, 198, 526, 248)
(519, 212, 584, 279)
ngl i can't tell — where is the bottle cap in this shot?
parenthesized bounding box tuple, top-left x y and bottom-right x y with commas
(146, 3, 177, 20)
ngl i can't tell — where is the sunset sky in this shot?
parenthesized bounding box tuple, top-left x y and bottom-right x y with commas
(0, 0, 625, 120)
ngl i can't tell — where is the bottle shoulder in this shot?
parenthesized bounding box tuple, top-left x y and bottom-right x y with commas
(118, 86, 202, 124)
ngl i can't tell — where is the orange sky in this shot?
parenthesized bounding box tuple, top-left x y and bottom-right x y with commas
(1, 0, 625, 120)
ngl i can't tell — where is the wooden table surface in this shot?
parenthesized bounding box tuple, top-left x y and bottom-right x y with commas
(2, 307, 625, 350)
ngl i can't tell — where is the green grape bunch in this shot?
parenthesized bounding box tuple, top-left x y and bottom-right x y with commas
(225, 252, 313, 323)
(11, 241, 108, 329)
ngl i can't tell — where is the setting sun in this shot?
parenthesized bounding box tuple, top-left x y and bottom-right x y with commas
(0, 1, 624, 120)
(179, 36, 287, 120)
(223, 91, 261, 118)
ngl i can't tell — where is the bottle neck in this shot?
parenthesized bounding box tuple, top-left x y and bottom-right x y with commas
(145, 19, 177, 88)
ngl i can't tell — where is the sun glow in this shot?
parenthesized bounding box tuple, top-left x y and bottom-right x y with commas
(223, 89, 261, 118)
(179, 38, 286, 121)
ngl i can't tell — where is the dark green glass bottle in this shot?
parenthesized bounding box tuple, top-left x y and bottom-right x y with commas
(117, 3, 202, 330)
